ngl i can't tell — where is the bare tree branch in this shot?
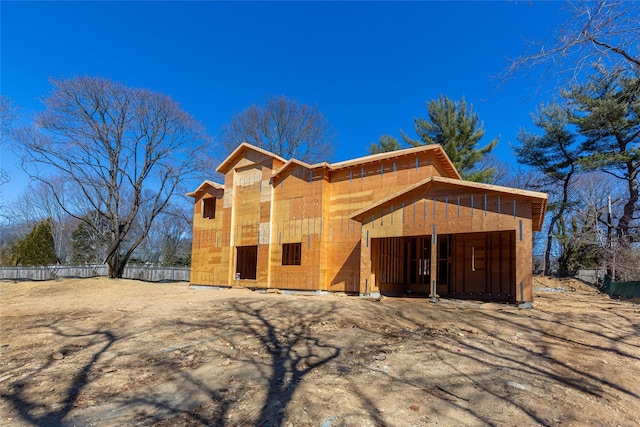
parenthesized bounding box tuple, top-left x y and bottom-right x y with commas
(16, 76, 212, 277)
(503, 0, 640, 88)
(0, 96, 18, 189)
(219, 95, 336, 163)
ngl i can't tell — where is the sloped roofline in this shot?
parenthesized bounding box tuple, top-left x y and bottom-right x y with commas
(350, 176, 548, 231)
(330, 144, 461, 180)
(216, 142, 287, 174)
(186, 180, 224, 198)
(271, 158, 332, 178)
(270, 144, 461, 180)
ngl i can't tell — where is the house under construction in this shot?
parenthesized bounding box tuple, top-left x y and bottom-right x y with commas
(188, 143, 547, 303)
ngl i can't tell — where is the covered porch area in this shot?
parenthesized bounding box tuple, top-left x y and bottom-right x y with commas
(370, 231, 516, 302)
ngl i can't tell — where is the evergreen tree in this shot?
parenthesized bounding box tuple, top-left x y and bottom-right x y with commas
(402, 95, 499, 182)
(565, 68, 640, 242)
(70, 212, 110, 264)
(368, 135, 402, 155)
(14, 220, 57, 266)
(556, 217, 600, 277)
(515, 102, 581, 275)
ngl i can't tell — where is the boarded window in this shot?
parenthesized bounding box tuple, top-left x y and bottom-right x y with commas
(203, 198, 215, 219)
(282, 243, 301, 265)
(236, 246, 257, 280)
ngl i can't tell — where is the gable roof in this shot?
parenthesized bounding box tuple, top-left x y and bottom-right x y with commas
(216, 142, 287, 174)
(215, 142, 460, 180)
(350, 176, 548, 231)
(271, 158, 332, 179)
(330, 144, 461, 180)
(186, 180, 224, 198)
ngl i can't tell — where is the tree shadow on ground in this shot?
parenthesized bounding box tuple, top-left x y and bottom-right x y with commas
(2, 296, 340, 427)
(175, 298, 341, 426)
(3, 322, 118, 427)
(4, 290, 638, 426)
(379, 297, 640, 425)
(2, 312, 230, 426)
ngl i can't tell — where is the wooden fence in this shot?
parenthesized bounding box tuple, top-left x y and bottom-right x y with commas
(0, 264, 190, 282)
(574, 269, 603, 286)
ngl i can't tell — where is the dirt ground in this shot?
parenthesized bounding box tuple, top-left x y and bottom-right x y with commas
(1, 276, 639, 427)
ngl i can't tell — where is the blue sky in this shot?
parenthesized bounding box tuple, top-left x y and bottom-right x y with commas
(1, 1, 565, 204)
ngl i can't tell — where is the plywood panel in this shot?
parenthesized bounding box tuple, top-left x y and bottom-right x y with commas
(449, 231, 515, 301)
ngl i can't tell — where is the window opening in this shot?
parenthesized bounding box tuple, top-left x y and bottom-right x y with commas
(282, 242, 302, 265)
(203, 198, 215, 219)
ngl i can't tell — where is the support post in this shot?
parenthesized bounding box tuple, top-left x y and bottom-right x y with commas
(429, 226, 439, 303)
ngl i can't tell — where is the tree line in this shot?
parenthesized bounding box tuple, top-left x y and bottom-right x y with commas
(1, 0, 637, 281)
(370, 0, 639, 280)
(368, 68, 638, 280)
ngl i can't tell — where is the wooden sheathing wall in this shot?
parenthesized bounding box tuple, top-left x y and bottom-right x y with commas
(327, 154, 440, 293)
(189, 148, 285, 289)
(228, 156, 280, 288)
(359, 185, 534, 302)
(230, 163, 262, 284)
(190, 187, 227, 286)
(449, 230, 515, 300)
(270, 165, 326, 290)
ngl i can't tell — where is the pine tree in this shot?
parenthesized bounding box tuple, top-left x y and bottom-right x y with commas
(14, 219, 57, 266)
(70, 212, 110, 264)
(514, 102, 581, 275)
(402, 95, 499, 182)
(368, 135, 402, 154)
(565, 68, 640, 242)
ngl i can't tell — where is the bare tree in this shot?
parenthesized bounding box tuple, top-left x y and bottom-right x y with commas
(219, 95, 336, 163)
(0, 96, 17, 188)
(499, 166, 547, 193)
(505, 0, 639, 86)
(475, 154, 513, 186)
(131, 202, 192, 266)
(16, 76, 211, 277)
(566, 171, 637, 279)
(157, 204, 192, 266)
(0, 96, 16, 139)
(8, 180, 77, 263)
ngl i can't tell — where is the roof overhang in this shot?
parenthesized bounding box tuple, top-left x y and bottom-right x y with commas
(351, 176, 548, 231)
(186, 180, 224, 198)
(269, 144, 461, 182)
(216, 142, 287, 174)
(271, 158, 332, 179)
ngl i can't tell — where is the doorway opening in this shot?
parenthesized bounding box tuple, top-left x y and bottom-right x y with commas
(236, 245, 258, 280)
(402, 235, 450, 295)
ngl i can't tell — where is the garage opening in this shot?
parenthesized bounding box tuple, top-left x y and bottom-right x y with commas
(372, 236, 444, 296)
(236, 245, 258, 280)
(372, 232, 518, 301)
(450, 231, 515, 301)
